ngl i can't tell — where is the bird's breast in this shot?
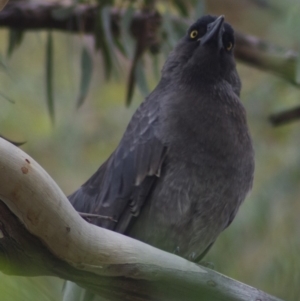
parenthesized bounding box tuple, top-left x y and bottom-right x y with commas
(129, 90, 254, 260)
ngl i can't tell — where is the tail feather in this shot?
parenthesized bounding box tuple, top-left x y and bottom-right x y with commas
(62, 281, 106, 301)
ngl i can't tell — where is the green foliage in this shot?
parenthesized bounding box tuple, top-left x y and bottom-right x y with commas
(120, 6, 135, 58)
(7, 29, 24, 58)
(2, 0, 210, 118)
(77, 46, 93, 108)
(94, 5, 119, 81)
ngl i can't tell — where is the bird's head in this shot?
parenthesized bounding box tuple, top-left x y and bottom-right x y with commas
(162, 15, 241, 96)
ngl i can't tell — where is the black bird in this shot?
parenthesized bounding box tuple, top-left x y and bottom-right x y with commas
(69, 15, 254, 262)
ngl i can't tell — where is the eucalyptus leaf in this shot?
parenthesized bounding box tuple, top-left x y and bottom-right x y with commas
(113, 37, 127, 56)
(120, 5, 135, 58)
(77, 46, 93, 108)
(45, 31, 55, 124)
(95, 8, 112, 79)
(101, 5, 120, 78)
(7, 29, 24, 58)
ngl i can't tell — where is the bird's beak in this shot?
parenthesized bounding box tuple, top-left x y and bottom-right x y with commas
(200, 15, 225, 50)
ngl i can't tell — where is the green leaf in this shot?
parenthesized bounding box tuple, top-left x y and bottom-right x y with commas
(120, 6, 135, 58)
(135, 59, 149, 98)
(113, 37, 127, 56)
(101, 5, 120, 78)
(45, 31, 55, 124)
(7, 29, 24, 58)
(94, 7, 112, 79)
(77, 46, 93, 108)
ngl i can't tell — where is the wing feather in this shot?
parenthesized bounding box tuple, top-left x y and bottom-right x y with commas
(68, 97, 166, 233)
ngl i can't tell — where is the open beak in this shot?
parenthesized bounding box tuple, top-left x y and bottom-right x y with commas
(200, 15, 225, 50)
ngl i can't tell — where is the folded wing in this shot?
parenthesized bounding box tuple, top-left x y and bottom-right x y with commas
(68, 98, 167, 233)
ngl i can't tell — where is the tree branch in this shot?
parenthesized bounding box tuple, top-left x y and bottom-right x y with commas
(0, 1, 299, 88)
(234, 32, 299, 86)
(0, 138, 284, 300)
(269, 106, 300, 126)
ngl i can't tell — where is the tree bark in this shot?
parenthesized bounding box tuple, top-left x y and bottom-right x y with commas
(0, 138, 284, 301)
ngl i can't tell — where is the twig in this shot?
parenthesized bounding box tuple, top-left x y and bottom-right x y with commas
(269, 106, 300, 126)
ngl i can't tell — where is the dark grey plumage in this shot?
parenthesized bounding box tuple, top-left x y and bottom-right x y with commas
(69, 15, 254, 262)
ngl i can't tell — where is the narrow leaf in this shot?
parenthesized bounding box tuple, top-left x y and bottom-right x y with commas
(120, 6, 135, 58)
(101, 6, 114, 49)
(94, 8, 112, 79)
(113, 37, 127, 56)
(77, 46, 93, 108)
(7, 29, 24, 58)
(101, 6, 120, 78)
(45, 32, 55, 124)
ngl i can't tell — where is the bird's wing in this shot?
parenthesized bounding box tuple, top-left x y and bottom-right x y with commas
(68, 97, 167, 233)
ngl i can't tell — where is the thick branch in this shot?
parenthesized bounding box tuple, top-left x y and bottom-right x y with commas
(234, 32, 298, 86)
(0, 1, 299, 87)
(0, 2, 99, 32)
(0, 137, 284, 301)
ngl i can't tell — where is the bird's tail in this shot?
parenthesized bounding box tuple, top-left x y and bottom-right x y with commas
(62, 281, 107, 301)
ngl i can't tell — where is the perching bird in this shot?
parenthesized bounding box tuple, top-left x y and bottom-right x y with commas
(69, 15, 254, 262)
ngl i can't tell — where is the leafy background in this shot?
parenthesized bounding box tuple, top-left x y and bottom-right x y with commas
(0, 0, 300, 300)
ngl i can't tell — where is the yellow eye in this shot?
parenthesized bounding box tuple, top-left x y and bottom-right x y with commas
(226, 42, 233, 51)
(190, 30, 198, 39)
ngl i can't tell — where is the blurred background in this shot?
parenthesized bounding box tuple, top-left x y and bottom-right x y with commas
(0, 0, 300, 300)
